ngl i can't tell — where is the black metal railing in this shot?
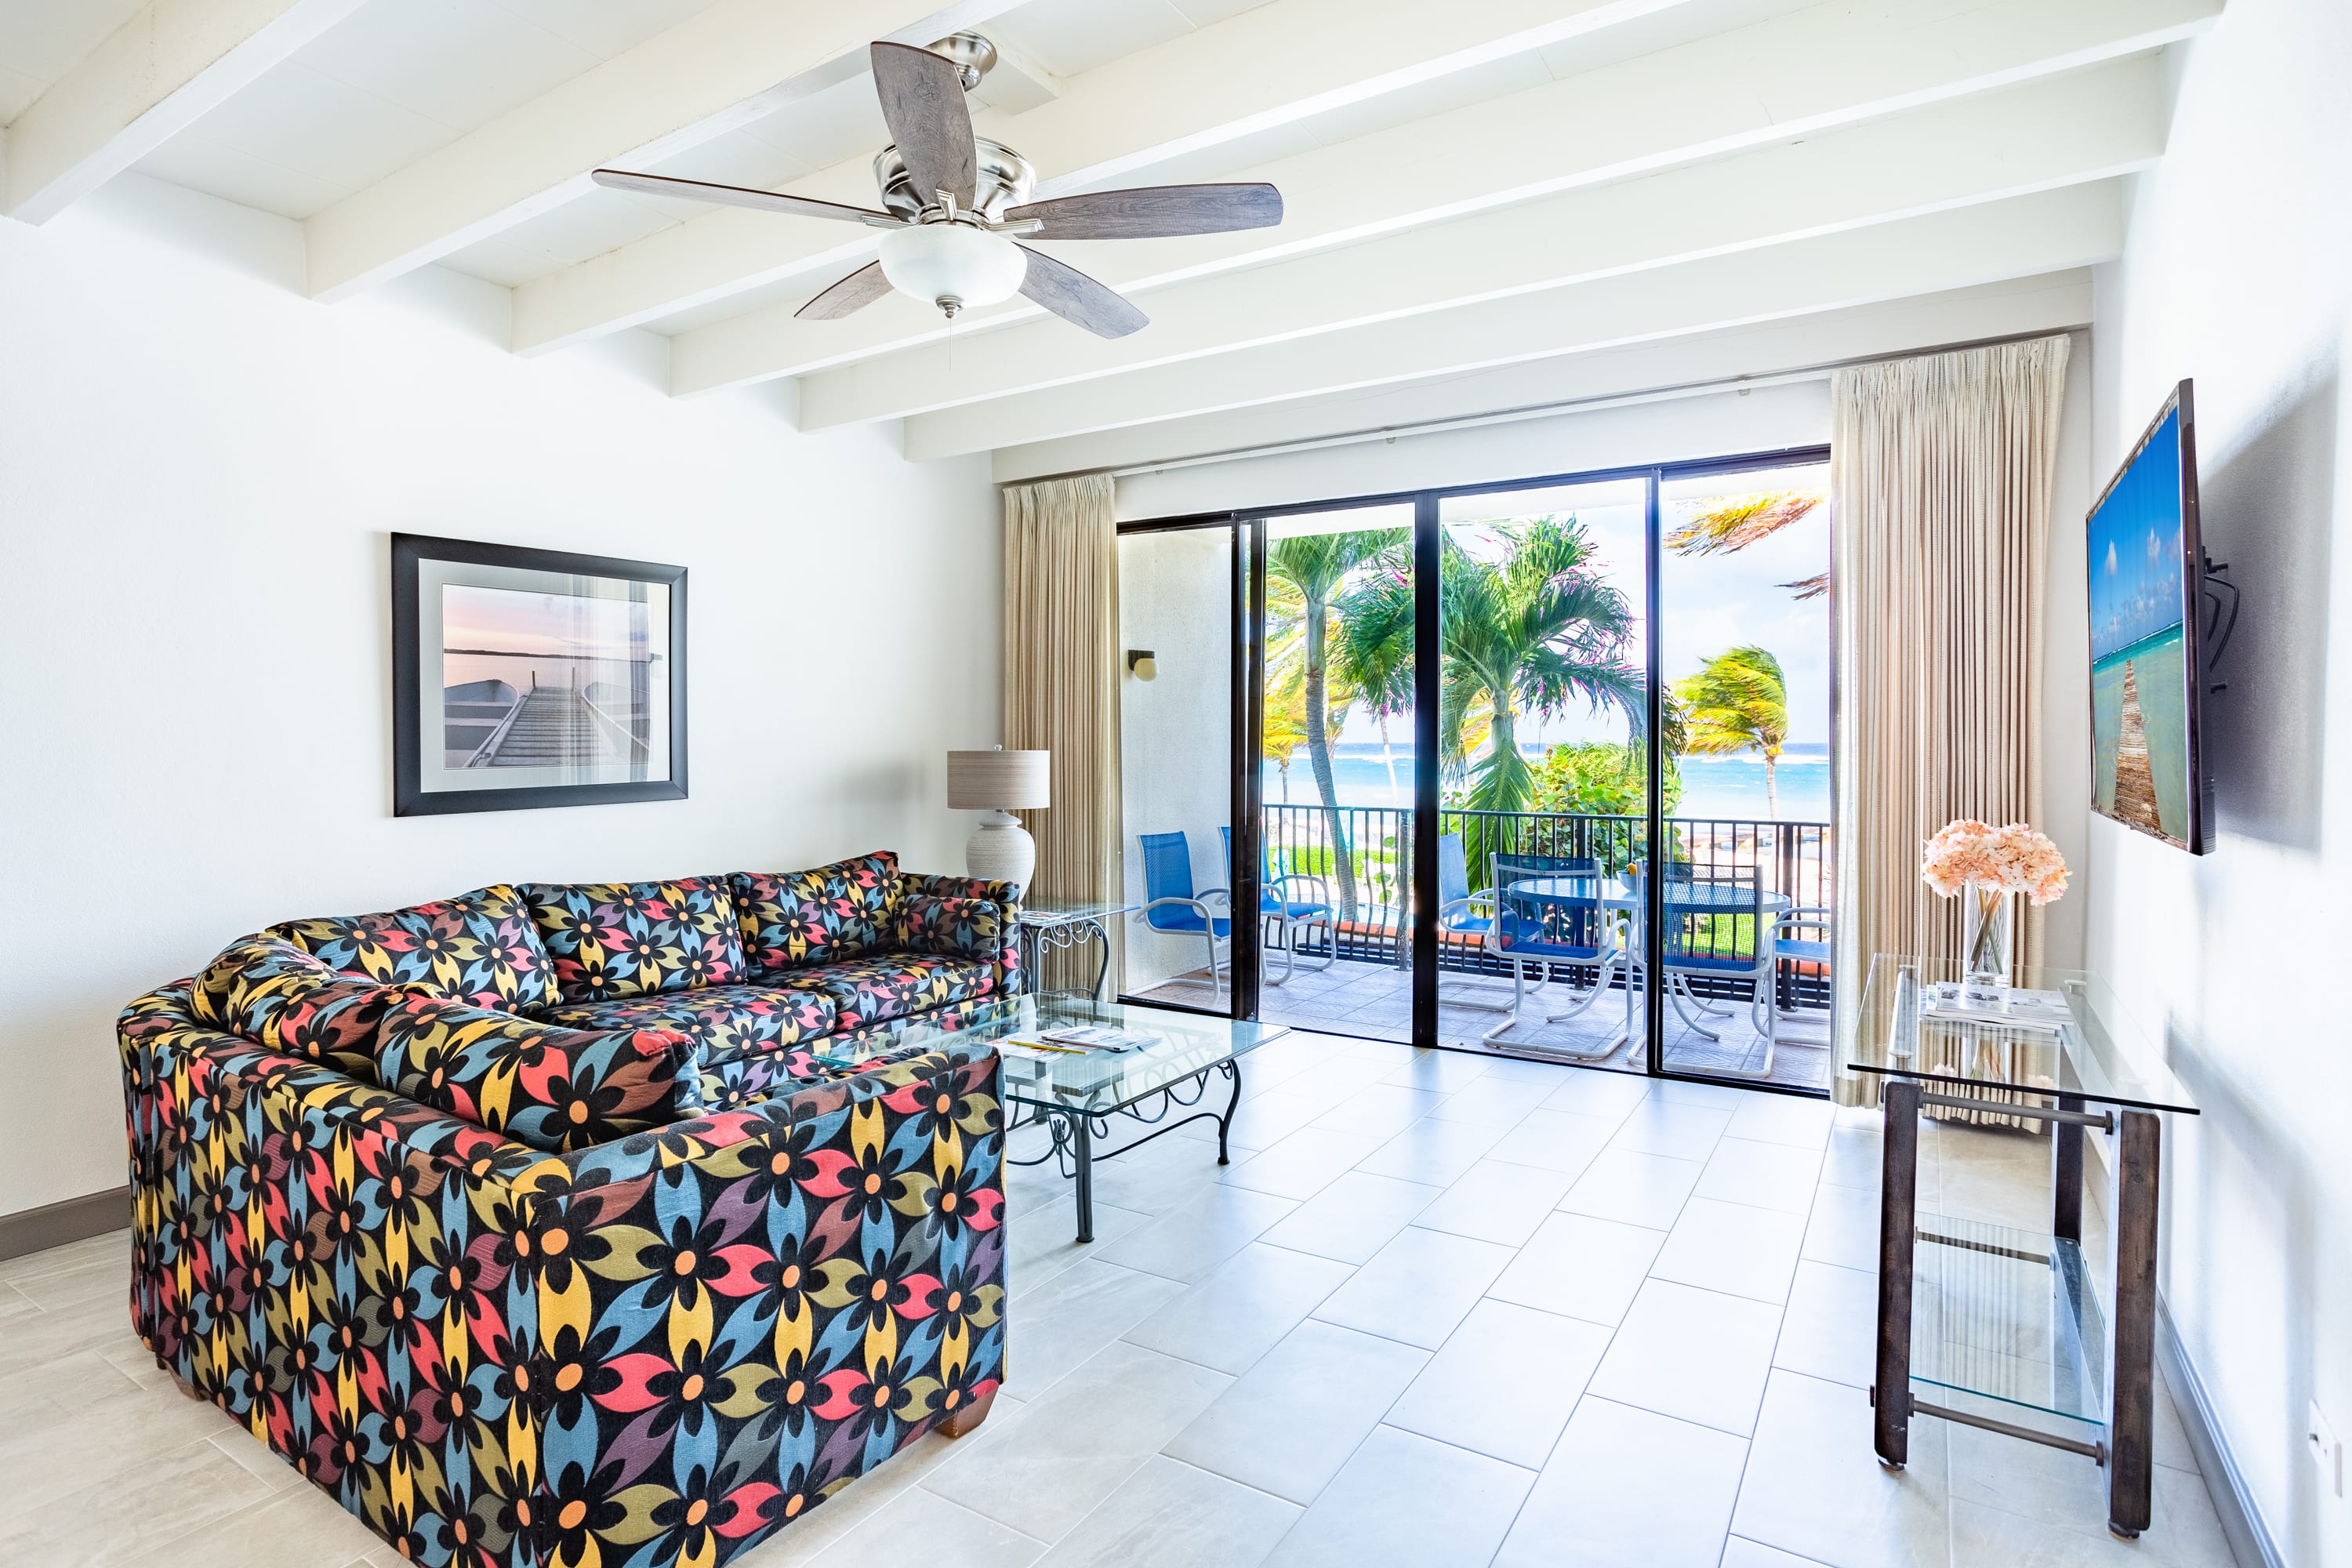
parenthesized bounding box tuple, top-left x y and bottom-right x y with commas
(1257, 803, 1832, 1007)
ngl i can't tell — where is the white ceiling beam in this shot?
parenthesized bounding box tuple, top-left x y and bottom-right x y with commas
(1000, 272, 2093, 484)
(662, 0, 2217, 393)
(791, 63, 2156, 430)
(299, 0, 1029, 302)
(898, 182, 2124, 459)
(510, 0, 1733, 354)
(1, 0, 366, 225)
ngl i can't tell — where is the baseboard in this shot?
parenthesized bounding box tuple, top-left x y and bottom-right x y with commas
(0, 1186, 129, 1262)
(2158, 1293, 2285, 1568)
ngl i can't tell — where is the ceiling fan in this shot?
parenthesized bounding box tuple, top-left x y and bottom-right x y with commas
(591, 33, 1282, 339)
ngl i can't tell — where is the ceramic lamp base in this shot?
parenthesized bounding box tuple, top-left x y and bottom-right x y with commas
(966, 810, 1036, 888)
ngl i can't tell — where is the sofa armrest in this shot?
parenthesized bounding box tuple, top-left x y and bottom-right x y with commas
(897, 873, 1022, 995)
(118, 985, 558, 1558)
(522, 1045, 1007, 1553)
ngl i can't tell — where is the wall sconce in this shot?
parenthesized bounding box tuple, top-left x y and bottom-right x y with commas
(1127, 649, 1158, 681)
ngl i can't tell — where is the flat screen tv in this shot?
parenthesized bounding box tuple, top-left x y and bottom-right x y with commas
(2087, 379, 2212, 853)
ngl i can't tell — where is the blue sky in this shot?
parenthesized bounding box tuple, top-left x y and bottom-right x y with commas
(2089, 404, 2188, 659)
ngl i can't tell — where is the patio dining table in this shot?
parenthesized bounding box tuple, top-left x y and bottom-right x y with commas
(1504, 873, 1792, 1051)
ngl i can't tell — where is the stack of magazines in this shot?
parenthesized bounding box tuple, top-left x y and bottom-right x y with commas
(1919, 986, 2072, 1033)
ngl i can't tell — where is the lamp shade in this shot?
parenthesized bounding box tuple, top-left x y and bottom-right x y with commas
(947, 749, 1050, 809)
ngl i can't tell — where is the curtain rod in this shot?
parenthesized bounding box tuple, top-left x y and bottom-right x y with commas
(999, 326, 2076, 485)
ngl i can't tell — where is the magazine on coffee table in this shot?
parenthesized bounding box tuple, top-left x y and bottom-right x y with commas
(1920, 986, 2073, 1033)
(1038, 1025, 1160, 1051)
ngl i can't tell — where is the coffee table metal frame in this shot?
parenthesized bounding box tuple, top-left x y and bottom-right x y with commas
(1003, 1057, 1247, 1243)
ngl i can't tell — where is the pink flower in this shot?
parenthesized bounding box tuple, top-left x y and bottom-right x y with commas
(1921, 818, 2067, 904)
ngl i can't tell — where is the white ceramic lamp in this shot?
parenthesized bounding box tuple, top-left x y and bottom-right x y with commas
(946, 748, 1050, 888)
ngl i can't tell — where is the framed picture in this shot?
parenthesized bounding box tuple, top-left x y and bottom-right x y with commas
(392, 534, 687, 816)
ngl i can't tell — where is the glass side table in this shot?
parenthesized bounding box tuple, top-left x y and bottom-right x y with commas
(1016, 898, 1138, 1001)
(1848, 955, 2199, 1541)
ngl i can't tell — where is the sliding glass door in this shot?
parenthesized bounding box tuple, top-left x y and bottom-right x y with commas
(1653, 456, 1834, 1087)
(1115, 444, 1834, 1097)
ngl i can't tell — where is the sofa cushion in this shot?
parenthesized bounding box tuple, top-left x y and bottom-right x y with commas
(375, 995, 701, 1152)
(535, 983, 837, 1058)
(731, 851, 901, 976)
(522, 876, 748, 1002)
(191, 936, 408, 1078)
(273, 884, 557, 1012)
(797, 953, 999, 1027)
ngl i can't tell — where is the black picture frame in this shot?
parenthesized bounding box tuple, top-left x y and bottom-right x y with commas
(391, 533, 688, 816)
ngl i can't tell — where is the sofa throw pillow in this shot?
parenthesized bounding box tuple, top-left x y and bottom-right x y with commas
(191, 936, 416, 1078)
(273, 884, 557, 1013)
(894, 894, 1006, 964)
(374, 994, 701, 1152)
(522, 877, 748, 1003)
(731, 851, 902, 977)
(191, 935, 339, 1030)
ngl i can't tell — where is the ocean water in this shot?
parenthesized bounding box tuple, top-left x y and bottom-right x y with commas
(1260, 747, 1831, 822)
(2090, 621, 2190, 839)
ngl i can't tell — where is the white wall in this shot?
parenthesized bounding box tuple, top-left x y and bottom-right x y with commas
(1116, 527, 1233, 994)
(2085, 5, 2352, 1563)
(0, 176, 1000, 1221)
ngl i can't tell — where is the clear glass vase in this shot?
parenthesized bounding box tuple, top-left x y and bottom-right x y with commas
(1961, 880, 2013, 1003)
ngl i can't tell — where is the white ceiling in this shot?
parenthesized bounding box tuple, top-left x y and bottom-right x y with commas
(1, 0, 2220, 461)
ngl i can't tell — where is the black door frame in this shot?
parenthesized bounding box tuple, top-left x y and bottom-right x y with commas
(1113, 441, 1832, 1098)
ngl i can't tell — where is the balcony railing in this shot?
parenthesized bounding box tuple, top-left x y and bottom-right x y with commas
(1258, 803, 1832, 1008)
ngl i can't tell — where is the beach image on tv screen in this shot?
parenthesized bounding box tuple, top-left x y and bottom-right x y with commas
(2088, 405, 2191, 844)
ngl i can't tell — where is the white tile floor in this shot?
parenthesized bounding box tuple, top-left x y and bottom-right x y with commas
(0, 1030, 2238, 1568)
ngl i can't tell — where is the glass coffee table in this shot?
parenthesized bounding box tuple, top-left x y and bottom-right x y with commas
(1848, 955, 2199, 1541)
(815, 996, 1287, 1242)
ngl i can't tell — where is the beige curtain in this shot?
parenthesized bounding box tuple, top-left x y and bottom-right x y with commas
(1830, 337, 2071, 1106)
(1002, 474, 1121, 989)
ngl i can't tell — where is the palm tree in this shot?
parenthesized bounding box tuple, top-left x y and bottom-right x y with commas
(1265, 528, 1406, 920)
(1674, 645, 1789, 814)
(1338, 517, 1643, 878)
(1666, 487, 1829, 599)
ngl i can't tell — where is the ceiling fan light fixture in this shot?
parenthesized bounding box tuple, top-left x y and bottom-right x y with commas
(878, 221, 1025, 316)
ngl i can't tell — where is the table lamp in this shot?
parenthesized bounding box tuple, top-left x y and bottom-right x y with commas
(946, 748, 1050, 887)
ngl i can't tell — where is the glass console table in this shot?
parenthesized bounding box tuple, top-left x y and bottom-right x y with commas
(1848, 955, 2199, 1541)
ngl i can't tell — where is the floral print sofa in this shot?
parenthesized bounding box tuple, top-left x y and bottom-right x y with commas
(117, 852, 1021, 1568)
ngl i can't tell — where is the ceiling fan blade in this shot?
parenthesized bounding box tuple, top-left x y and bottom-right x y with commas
(870, 42, 978, 209)
(1004, 183, 1284, 240)
(795, 261, 894, 321)
(1017, 245, 1147, 339)
(592, 168, 893, 225)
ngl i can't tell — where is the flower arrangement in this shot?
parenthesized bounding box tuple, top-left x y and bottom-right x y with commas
(1921, 819, 2070, 905)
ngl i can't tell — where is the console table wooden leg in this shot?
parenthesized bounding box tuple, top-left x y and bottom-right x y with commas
(2109, 1108, 2160, 1537)
(1874, 1076, 1919, 1467)
(2053, 1095, 2085, 1243)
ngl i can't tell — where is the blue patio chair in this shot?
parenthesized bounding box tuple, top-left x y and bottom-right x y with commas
(1481, 852, 1618, 1053)
(1642, 865, 1777, 1076)
(1220, 827, 1334, 983)
(1434, 833, 1545, 1008)
(1764, 906, 1832, 1031)
(1137, 831, 1232, 996)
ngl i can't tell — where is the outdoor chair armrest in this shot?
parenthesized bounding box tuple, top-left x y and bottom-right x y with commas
(1139, 895, 1225, 931)
(1266, 872, 1334, 906)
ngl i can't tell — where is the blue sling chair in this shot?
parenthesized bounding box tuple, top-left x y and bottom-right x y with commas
(1219, 826, 1335, 982)
(1137, 830, 1233, 996)
(1436, 833, 1556, 1009)
(1481, 852, 1621, 1053)
(1627, 863, 1778, 1077)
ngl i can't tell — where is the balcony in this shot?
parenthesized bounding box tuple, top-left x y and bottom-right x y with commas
(1128, 804, 1834, 1093)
